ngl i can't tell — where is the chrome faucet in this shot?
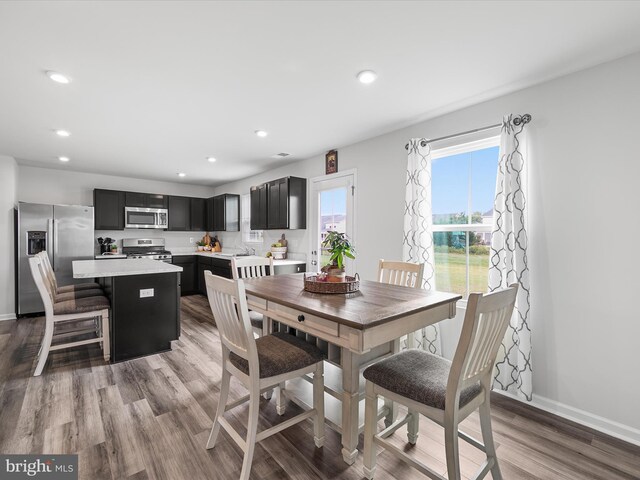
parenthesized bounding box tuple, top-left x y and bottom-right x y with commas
(241, 245, 256, 256)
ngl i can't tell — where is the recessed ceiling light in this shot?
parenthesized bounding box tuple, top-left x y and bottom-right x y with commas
(206, 157, 217, 163)
(46, 71, 71, 84)
(58, 156, 70, 162)
(178, 172, 186, 177)
(255, 130, 268, 138)
(357, 70, 377, 84)
(55, 130, 71, 137)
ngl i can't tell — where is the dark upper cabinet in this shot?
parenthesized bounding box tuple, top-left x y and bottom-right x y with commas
(125, 192, 168, 209)
(125, 192, 146, 208)
(190, 198, 206, 231)
(253, 176, 306, 230)
(147, 194, 168, 209)
(250, 184, 268, 230)
(267, 177, 290, 229)
(209, 194, 240, 232)
(205, 197, 214, 231)
(168, 196, 191, 231)
(94, 189, 125, 230)
(212, 195, 225, 231)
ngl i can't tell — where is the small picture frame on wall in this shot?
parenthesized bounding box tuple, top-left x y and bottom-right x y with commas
(325, 149, 338, 175)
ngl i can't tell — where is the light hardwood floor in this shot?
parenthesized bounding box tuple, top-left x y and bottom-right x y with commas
(1, 295, 639, 480)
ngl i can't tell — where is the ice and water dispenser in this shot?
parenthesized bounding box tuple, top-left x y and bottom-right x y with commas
(27, 231, 47, 255)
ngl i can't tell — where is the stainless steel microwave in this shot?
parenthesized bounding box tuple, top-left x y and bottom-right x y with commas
(124, 207, 168, 229)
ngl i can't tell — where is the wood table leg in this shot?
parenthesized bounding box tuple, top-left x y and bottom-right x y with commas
(341, 348, 362, 465)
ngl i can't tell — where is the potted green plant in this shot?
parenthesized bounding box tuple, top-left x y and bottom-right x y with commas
(196, 240, 207, 251)
(321, 231, 355, 282)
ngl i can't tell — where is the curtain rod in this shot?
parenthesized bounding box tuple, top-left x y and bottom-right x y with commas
(404, 114, 532, 150)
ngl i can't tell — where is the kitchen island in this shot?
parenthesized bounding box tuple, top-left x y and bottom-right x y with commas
(73, 259, 183, 362)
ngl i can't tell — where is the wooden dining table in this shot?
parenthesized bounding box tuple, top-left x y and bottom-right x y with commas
(242, 273, 461, 465)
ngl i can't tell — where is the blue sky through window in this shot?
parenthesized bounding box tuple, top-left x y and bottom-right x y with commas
(321, 188, 347, 216)
(432, 146, 499, 216)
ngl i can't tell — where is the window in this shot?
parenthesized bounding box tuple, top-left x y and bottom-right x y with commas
(431, 137, 499, 298)
(241, 194, 263, 243)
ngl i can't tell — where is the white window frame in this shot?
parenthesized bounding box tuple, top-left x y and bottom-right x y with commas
(431, 135, 500, 299)
(240, 193, 264, 244)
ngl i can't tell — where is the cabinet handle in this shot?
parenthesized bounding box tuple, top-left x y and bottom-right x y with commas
(297, 314, 305, 322)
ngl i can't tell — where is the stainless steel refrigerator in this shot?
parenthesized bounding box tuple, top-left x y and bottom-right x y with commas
(17, 202, 94, 316)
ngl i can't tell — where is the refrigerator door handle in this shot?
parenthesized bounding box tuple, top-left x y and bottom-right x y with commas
(47, 218, 54, 269)
(53, 219, 59, 271)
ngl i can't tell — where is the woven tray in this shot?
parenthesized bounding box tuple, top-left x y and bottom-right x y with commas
(303, 273, 360, 294)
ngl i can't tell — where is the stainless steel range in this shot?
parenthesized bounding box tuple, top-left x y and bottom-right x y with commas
(122, 238, 172, 263)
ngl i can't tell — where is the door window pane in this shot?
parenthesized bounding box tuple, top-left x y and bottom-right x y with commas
(319, 187, 347, 268)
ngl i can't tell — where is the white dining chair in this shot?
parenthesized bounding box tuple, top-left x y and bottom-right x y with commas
(362, 284, 519, 480)
(231, 255, 273, 337)
(28, 255, 110, 376)
(204, 272, 326, 480)
(378, 258, 425, 353)
(377, 259, 425, 289)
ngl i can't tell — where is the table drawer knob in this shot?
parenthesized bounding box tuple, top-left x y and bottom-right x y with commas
(297, 314, 305, 322)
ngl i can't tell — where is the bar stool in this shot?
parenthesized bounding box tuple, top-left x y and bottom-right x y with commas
(37, 251, 103, 297)
(204, 272, 325, 480)
(362, 284, 519, 480)
(28, 255, 110, 376)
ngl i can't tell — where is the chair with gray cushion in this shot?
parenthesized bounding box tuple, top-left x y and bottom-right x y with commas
(231, 255, 273, 336)
(204, 272, 325, 480)
(28, 255, 110, 376)
(362, 284, 519, 480)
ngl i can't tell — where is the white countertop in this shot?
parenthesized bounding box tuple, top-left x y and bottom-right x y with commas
(172, 251, 306, 266)
(94, 254, 127, 259)
(73, 259, 182, 278)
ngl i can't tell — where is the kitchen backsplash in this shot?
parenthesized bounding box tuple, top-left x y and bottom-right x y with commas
(94, 230, 205, 255)
(214, 229, 307, 262)
(95, 229, 307, 262)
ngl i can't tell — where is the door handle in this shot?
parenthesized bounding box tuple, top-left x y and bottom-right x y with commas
(47, 219, 54, 269)
(311, 260, 317, 266)
(53, 219, 59, 270)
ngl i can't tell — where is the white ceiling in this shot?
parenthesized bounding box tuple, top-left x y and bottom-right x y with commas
(1, 1, 640, 186)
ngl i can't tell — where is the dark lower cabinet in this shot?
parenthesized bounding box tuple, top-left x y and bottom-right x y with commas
(99, 272, 180, 362)
(197, 256, 233, 294)
(172, 256, 197, 295)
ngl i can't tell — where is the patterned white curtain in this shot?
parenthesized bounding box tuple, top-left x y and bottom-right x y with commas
(489, 114, 532, 401)
(402, 139, 439, 354)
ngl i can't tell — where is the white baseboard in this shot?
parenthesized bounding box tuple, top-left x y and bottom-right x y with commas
(0, 313, 17, 321)
(494, 389, 640, 447)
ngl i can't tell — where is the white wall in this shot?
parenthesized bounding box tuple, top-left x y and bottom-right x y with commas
(0, 156, 18, 319)
(213, 53, 640, 442)
(17, 166, 216, 253)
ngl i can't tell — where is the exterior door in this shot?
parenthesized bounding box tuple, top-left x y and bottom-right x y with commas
(309, 171, 356, 273)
